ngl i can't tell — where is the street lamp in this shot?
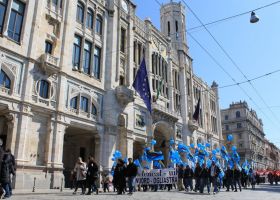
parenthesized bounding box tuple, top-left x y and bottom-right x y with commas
(250, 11, 260, 23)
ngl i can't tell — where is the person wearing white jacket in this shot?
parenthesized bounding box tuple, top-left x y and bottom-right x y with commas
(73, 157, 87, 195)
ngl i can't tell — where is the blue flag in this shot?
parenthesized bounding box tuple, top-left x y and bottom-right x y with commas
(132, 58, 152, 113)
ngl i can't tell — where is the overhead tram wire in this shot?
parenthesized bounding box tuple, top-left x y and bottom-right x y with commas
(187, 0, 280, 32)
(181, 0, 280, 125)
(166, 0, 280, 36)
(153, 0, 280, 129)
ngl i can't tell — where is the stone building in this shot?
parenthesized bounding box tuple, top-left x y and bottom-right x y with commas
(0, 0, 222, 189)
(264, 139, 280, 170)
(221, 101, 267, 169)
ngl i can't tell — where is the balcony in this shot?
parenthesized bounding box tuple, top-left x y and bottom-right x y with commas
(152, 103, 180, 123)
(115, 86, 134, 106)
(41, 53, 60, 74)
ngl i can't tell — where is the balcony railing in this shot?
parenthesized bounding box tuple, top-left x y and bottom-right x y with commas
(152, 103, 180, 118)
(41, 53, 60, 74)
(0, 86, 10, 95)
(45, 53, 59, 67)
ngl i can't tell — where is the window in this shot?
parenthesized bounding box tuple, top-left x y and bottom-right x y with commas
(119, 75, 124, 85)
(187, 78, 190, 96)
(83, 40, 92, 74)
(95, 15, 102, 35)
(225, 115, 228, 120)
(80, 96, 88, 112)
(167, 21, 170, 36)
(239, 143, 243, 148)
(91, 104, 97, 115)
(0, 69, 11, 89)
(72, 35, 82, 68)
(86, 9, 93, 29)
(38, 80, 49, 99)
(0, 0, 8, 34)
(45, 41, 53, 54)
(133, 41, 137, 63)
(93, 46, 101, 79)
(120, 28, 126, 53)
(76, 1, 84, 23)
(52, 0, 63, 8)
(239, 133, 242, 139)
(236, 111, 241, 118)
(70, 96, 78, 109)
(175, 20, 178, 39)
(237, 123, 242, 129)
(225, 125, 229, 131)
(8, 0, 25, 42)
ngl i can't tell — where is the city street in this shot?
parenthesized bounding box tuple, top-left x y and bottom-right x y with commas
(10, 184, 280, 200)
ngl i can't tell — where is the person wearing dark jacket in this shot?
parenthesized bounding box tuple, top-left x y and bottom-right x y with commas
(183, 165, 194, 191)
(177, 164, 184, 191)
(241, 168, 248, 188)
(113, 159, 126, 195)
(210, 161, 220, 194)
(126, 158, 138, 194)
(86, 156, 99, 195)
(194, 163, 202, 192)
(233, 165, 242, 192)
(1, 152, 15, 198)
(225, 166, 234, 191)
(199, 164, 210, 194)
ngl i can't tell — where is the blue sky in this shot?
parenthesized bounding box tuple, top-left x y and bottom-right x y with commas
(134, 0, 280, 147)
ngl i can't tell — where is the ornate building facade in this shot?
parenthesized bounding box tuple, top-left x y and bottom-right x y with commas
(221, 101, 280, 170)
(0, 0, 222, 189)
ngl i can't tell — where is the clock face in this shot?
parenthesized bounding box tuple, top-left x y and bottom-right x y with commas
(121, 0, 128, 13)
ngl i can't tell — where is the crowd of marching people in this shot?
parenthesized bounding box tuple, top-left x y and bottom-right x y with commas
(70, 155, 279, 196)
(110, 159, 268, 195)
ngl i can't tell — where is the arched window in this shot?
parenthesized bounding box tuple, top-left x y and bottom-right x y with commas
(76, 1, 84, 23)
(86, 8, 94, 29)
(91, 104, 97, 115)
(236, 111, 241, 118)
(38, 80, 49, 99)
(70, 96, 78, 109)
(80, 96, 88, 112)
(0, 69, 11, 89)
(95, 15, 102, 35)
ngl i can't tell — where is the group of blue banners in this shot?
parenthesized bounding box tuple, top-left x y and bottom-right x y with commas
(111, 134, 253, 178)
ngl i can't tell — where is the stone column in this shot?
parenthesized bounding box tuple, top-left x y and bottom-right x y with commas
(14, 106, 32, 165)
(127, 132, 134, 159)
(51, 121, 67, 168)
(101, 126, 118, 171)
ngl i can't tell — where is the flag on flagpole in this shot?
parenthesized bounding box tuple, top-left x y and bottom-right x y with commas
(133, 58, 152, 113)
(193, 97, 200, 121)
(156, 79, 163, 101)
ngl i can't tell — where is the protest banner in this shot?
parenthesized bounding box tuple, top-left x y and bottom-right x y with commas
(136, 168, 178, 185)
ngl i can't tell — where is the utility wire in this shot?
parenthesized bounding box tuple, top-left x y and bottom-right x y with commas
(153, 0, 280, 129)
(187, 0, 280, 32)
(181, 0, 280, 125)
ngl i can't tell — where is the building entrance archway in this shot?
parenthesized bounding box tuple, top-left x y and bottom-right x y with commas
(62, 126, 99, 188)
(153, 121, 175, 167)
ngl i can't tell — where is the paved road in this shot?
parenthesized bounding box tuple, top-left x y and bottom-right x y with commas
(10, 184, 280, 200)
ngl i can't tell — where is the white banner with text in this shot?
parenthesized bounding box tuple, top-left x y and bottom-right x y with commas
(136, 168, 178, 185)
